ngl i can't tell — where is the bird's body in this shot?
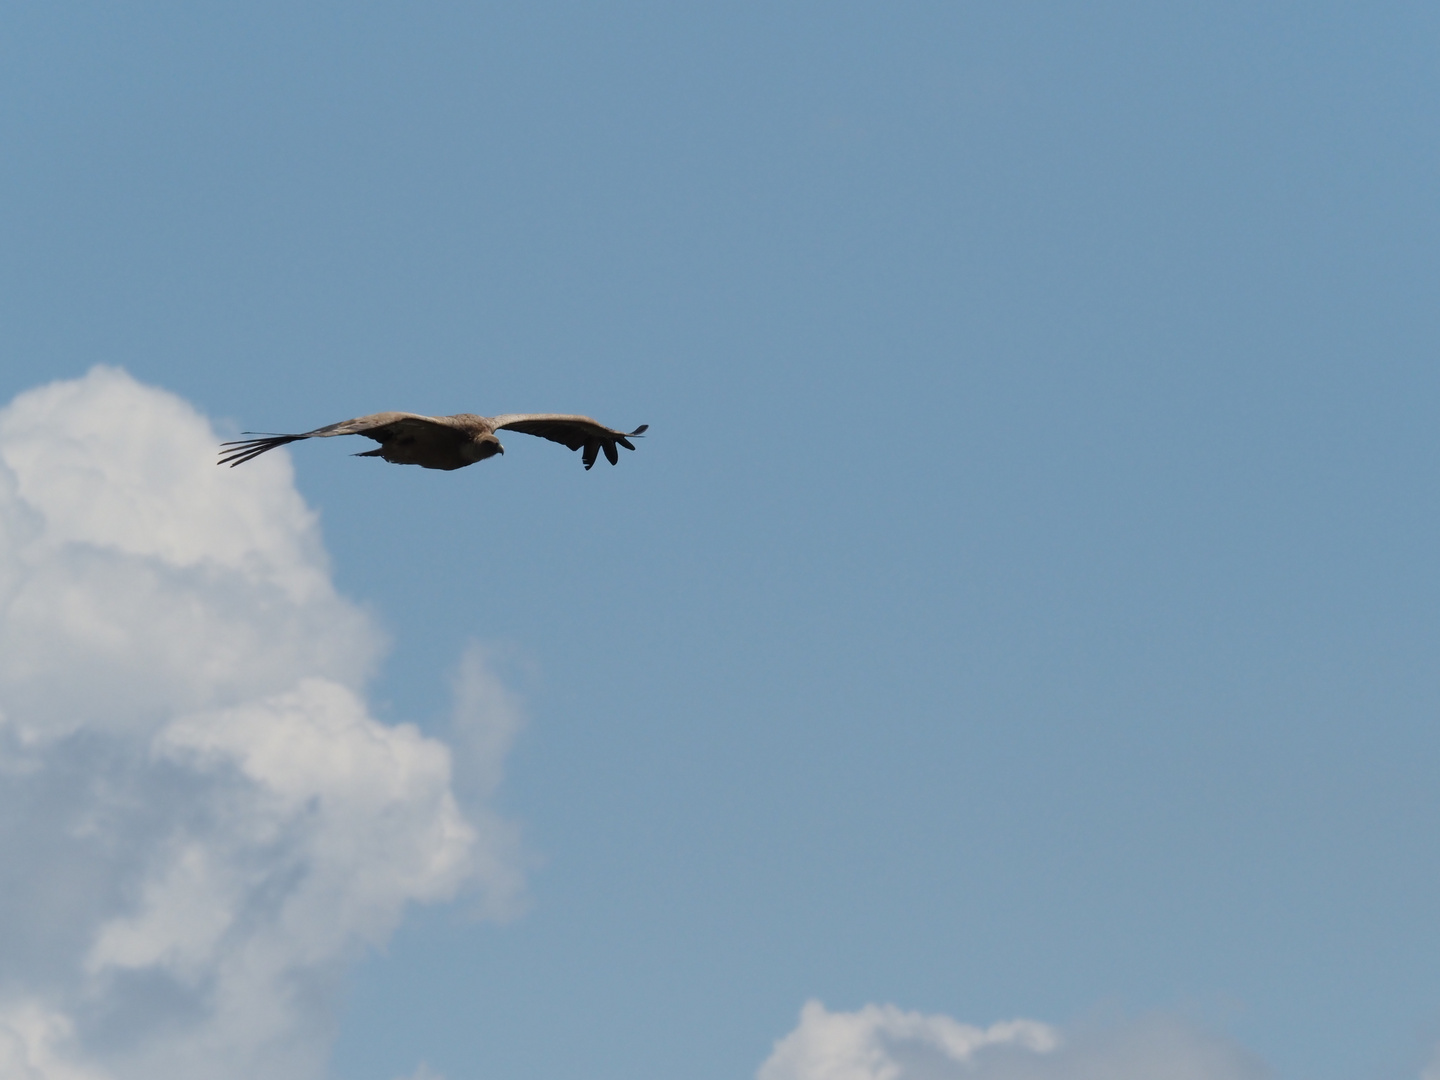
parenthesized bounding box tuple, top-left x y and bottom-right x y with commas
(218, 411, 648, 471)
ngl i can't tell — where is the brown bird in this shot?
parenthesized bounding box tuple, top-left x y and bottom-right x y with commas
(218, 412, 648, 471)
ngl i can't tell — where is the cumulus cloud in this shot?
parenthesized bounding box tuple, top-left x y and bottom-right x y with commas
(445, 642, 529, 920)
(0, 368, 524, 1080)
(757, 1001, 1271, 1080)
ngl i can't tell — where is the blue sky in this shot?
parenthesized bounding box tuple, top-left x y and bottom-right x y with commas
(1, 4, 1439, 1079)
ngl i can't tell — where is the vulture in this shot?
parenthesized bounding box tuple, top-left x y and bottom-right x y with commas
(218, 412, 648, 471)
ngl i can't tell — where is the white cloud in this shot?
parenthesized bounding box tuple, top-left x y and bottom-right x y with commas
(0, 367, 377, 744)
(758, 1001, 1271, 1080)
(0, 368, 524, 1080)
(449, 643, 527, 804)
(0, 1006, 107, 1080)
(445, 642, 529, 920)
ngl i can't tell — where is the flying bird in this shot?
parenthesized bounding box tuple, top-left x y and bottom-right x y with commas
(218, 412, 649, 471)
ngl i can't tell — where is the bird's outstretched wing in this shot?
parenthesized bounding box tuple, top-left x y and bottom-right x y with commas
(218, 412, 452, 467)
(491, 414, 649, 469)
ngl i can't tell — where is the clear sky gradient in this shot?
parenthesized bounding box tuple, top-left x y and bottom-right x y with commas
(2, 5, 1438, 1079)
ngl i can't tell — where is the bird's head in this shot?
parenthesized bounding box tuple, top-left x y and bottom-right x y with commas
(464, 434, 505, 464)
